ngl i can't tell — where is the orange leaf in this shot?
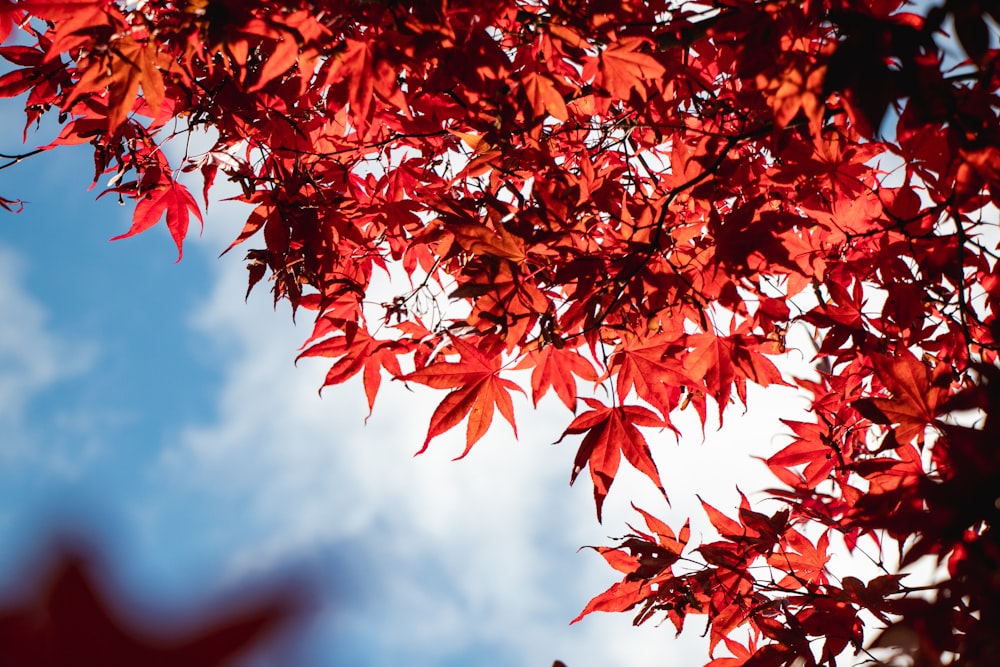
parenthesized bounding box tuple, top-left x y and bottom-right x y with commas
(447, 220, 526, 263)
(598, 37, 665, 101)
(107, 35, 166, 131)
(522, 71, 568, 121)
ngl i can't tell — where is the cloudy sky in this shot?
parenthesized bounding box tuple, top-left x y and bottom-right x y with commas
(0, 108, 822, 666)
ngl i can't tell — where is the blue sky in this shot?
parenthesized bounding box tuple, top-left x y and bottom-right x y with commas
(0, 108, 819, 666)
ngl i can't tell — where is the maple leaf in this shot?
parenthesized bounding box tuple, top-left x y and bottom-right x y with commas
(685, 332, 787, 419)
(767, 419, 838, 489)
(699, 496, 748, 541)
(105, 35, 167, 132)
(110, 179, 203, 262)
(556, 399, 668, 521)
(0, 67, 38, 99)
(570, 578, 648, 624)
(35, 8, 170, 134)
(320, 38, 377, 135)
(596, 36, 665, 101)
(297, 324, 405, 416)
(609, 334, 689, 419)
(683, 333, 737, 420)
(182, 149, 253, 209)
(0, 2, 18, 45)
(449, 225, 526, 263)
(769, 529, 830, 588)
(629, 504, 690, 559)
(517, 344, 597, 410)
(228, 19, 301, 92)
(0, 194, 23, 212)
(220, 197, 275, 256)
(704, 635, 754, 667)
(861, 351, 950, 445)
(757, 64, 827, 133)
(521, 71, 569, 122)
(402, 336, 523, 458)
(22, 0, 106, 23)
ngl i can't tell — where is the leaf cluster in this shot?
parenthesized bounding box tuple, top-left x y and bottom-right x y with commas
(4, 0, 1000, 664)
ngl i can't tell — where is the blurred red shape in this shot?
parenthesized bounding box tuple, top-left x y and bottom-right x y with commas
(0, 539, 308, 666)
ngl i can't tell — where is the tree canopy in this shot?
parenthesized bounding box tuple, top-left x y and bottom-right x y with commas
(3, 0, 1000, 664)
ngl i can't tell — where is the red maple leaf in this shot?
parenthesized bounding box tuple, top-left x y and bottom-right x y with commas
(556, 398, 669, 521)
(402, 336, 523, 458)
(517, 344, 597, 410)
(521, 70, 569, 121)
(297, 323, 406, 416)
(109, 179, 203, 262)
(104, 35, 168, 132)
(684, 333, 739, 419)
(21, 0, 105, 23)
(570, 578, 648, 624)
(628, 504, 691, 561)
(866, 351, 950, 445)
(595, 36, 665, 101)
(609, 334, 689, 419)
(767, 419, 839, 489)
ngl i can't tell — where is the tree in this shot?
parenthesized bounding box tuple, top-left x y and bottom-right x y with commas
(1, 0, 999, 664)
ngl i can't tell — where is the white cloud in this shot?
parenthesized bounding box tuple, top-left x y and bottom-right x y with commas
(0, 243, 95, 468)
(162, 237, 824, 666)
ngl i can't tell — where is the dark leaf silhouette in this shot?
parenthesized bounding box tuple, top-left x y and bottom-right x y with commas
(0, 538, 308, 666)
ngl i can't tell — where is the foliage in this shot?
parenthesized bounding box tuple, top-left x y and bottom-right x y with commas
(3, 0, 1000, 664)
